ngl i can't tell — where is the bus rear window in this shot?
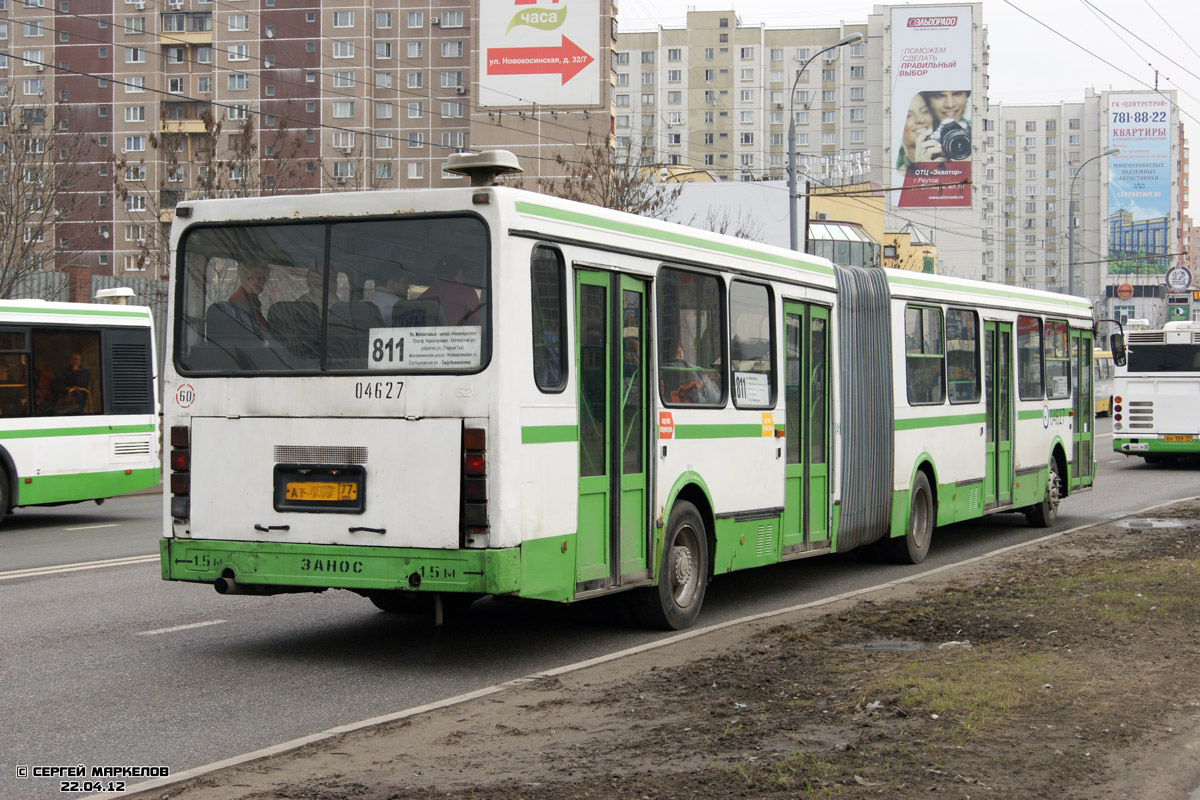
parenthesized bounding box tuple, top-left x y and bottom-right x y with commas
(1127, 344, 1200, 372)
(177, 215, 489, 374)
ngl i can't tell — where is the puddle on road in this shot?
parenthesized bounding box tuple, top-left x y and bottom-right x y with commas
(1115, 518, 1192, 530)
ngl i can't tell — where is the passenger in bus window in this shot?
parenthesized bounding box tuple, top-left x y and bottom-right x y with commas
(228, 262, 271, 335)
(419, 258, 482, 326)
(364, 266, 411, 319)
(53, 351, 91, 413)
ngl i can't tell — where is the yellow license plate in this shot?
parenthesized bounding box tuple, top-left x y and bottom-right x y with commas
(285, 482, 359, 501)
(1164, 435, 1194, 443)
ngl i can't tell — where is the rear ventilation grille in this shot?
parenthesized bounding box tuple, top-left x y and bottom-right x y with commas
(755, 523, 775, 557)
(274, 445, 368, 465)
(113, 440, 152, 456)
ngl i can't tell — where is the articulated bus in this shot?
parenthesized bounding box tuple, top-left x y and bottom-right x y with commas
(1113, 320, 1200, 463)
(159, 152, 1095, 629)
(0, 300, 159, 521)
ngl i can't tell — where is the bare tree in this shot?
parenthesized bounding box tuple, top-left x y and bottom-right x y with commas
(113, 105, 317, 277)
(530, 131, 682, 220)
(0, 95, 105, 298)
(689, 206, 765, 242)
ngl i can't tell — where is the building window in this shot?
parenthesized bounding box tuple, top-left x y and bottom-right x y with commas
(332, 101, 354, 118)
(228, 14, 248, 31)
(228, 73, 248, 91)
(332, 41, 353, 58)
(442, 10, 463, 27)
(124, 47, 144, 63)
(442, 41, 463, 58)
(408, 162, 423, 179)
(229, 44, 248, 61)
(332, 10, 353, 27)
(407, 11, 422, 27)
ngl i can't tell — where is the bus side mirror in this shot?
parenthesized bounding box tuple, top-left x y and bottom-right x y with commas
(1110, 333, 1127, 367)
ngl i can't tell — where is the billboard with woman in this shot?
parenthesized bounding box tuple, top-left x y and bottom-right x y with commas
(890, 8, 974, 208)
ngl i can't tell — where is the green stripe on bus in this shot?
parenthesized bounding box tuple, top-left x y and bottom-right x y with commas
(521, 425, 577, 444)
(17, 467, 160, 506)
(886, 274, 1091, 310)
(515, 201, 835, 278)
(0, 423, 156, 440)
(894, 413, 987, 431)
(675, 423, 766, 440)
(0, 304, 151, 319)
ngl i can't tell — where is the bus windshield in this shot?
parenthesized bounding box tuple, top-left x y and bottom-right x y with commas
(1127, 344, 1200, 373)
(176, 215, 490, 374)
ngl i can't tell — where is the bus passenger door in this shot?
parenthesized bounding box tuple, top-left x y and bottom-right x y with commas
(575, 269, 651, 593)
(984, 321, 1013, 508)
(782, 302, 830, 554)
(1071, 330, 1094, 488)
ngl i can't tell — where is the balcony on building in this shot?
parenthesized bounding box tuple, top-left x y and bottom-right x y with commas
(160, 100, 213, 134)
(161, 11, 213, 45)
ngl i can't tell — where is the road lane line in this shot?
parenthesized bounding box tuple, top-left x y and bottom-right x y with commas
(139, 620, 227, 636)
(0, 554, 158, 582)
(98, 493, 1200, 800)
(63, 523, 122, 531)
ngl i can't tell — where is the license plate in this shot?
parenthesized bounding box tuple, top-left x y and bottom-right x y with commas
(1164, 435, 1194, 443)
(274, 465, 366, 514)
(285, 482, 358, 502)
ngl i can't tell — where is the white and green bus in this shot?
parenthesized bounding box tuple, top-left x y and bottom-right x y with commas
(1113, 320, 1200, 463)
(0, 299, 160, 520)
(159, 152, 1096, 629)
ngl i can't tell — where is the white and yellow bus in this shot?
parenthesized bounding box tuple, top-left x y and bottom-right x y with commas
(1093, 349, 1114, 416)
(159, 152, 1096, 629)
(0, 299, 159, 521)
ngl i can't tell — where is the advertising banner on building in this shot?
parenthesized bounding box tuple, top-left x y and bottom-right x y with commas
(890, 7, 974, 208)
(479, 0, 601, 108)
(1106, 93, 1173, 275)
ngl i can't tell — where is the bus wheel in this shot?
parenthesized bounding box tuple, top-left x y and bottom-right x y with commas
(632, 500, 708, 630)
(884, 471, 933, 564)
(1025, 459, 1061, 528)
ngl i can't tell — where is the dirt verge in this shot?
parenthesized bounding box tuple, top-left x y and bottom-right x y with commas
(133, 502, 1200, 800)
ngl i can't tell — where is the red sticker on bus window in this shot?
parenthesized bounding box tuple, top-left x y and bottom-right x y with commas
(658, 411, 674, 440)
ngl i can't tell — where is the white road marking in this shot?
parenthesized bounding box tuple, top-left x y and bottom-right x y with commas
(139, 620, 227, 636)
(63, 523, 121, 531)
(0, 554, 158, 582)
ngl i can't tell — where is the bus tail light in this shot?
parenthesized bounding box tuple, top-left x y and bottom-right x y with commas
(170, 425, 190, 519)
(461, 427, 488, 544)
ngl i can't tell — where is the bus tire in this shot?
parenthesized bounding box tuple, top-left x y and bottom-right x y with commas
(1025, 458, 1061, 528)
(884, 471, 933, 564)
(632, 500, 708, 630)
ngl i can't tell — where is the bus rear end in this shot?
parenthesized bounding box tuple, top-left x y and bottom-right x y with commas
(1113, 322, 1200, 462)
(160, 197, 506, 612)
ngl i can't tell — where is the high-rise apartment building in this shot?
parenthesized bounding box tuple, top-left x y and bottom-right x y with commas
(613, 12, 869, 184)
(2, 0, 612, 282)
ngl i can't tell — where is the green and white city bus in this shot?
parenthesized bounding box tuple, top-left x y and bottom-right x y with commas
(1113, 320, 1200, 463)
(159, 152, 1095, 629)
(0, 299, 159, 521)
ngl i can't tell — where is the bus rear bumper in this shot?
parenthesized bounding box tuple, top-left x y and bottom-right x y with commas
(159, 537, 522, 596)
(1114, 437, 1199, 455)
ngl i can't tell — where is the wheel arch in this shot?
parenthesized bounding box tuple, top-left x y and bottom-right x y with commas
(0, 444, 16, 513)
(661, 472, 716, 579)
(904, 453, 939, 533)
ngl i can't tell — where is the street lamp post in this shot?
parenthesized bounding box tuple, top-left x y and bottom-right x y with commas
(1068, 147, 1119, 297)
(788, 32, 863, 252)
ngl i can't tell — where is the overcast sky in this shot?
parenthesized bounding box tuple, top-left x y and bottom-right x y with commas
(615, 0, 1200, 134)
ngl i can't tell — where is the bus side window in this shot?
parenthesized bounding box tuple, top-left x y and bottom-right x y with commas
(531, 245, 566, 392)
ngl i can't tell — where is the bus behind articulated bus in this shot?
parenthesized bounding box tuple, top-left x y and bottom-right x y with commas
(1113, 320, 1200, 463)
(0, 299, 159, 522)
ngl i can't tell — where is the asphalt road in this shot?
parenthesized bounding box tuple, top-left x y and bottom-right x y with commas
(3, 417, 1198, 800)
